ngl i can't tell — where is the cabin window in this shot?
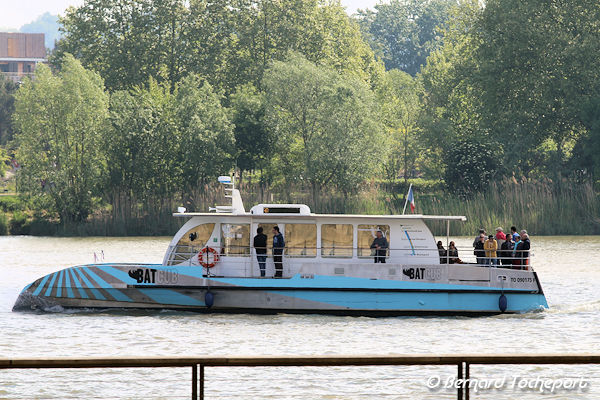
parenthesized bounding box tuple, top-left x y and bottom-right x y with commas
(221, 224, 250, 256)
(321, 224, 353, 258)
(358, 224, 390, 258)
(285, 224, 317, 257)
(168, 223, 215, 265)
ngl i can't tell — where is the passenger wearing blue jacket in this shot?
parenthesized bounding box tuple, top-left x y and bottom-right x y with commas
(272, 226, 285, 278)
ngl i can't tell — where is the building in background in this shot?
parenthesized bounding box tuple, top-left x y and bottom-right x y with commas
(0, 32, 47, 83)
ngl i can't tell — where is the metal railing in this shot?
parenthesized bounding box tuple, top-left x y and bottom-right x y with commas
(0, 71, 35, 83)
(1, 354, 598, 400)
(166, 244, 533, 269)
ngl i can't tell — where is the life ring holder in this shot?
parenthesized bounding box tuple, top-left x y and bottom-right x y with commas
(198, 247, 219, 269)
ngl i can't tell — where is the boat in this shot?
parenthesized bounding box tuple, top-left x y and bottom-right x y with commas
(13, 176, 548, 315)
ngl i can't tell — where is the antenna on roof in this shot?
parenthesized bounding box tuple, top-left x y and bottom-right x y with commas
(211, 175, 245, 214)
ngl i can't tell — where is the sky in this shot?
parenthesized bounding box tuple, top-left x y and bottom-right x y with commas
(0, 0, 378, 30)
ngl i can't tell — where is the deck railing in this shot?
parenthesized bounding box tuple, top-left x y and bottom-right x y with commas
(166, 244, 533, 270)
(1, 354, 597, 400)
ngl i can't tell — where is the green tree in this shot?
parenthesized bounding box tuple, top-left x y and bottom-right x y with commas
(263, 53, 384, 203)
(422, 0, 600, 182)
(229, 83, 273, 177)
(13, 54, 109, 222)
(105, 75, 234, 214)
(356, 0, 455, 75)
(0, 75, 17, 145)
(57, 0, 188, 91)
(105, 80, 179, 218)
(176, 74, 235, 199)
(0, 147, 9, 177)
(57, 0, 383, 93)
(377, 69, 423, 187)
(473, 0, 600, 176)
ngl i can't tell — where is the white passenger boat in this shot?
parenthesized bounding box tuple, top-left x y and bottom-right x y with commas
(14, 177, 548, 315)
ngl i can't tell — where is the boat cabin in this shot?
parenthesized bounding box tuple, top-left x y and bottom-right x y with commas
(163, 180, 465, 279)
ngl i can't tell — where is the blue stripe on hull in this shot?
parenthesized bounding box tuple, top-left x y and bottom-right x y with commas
(73, 268, 106, 300)
(266, 290, 547, 313)
(82, 267, 133, 303)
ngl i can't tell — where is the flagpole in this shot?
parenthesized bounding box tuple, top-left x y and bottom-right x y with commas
(402, 183, 412, 215)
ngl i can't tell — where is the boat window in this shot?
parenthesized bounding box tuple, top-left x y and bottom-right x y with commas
(321, 224, 353, 258)
(221, 224, 250, 256)
(168, 223, 215, 264)
(358, 224, 390, 258)
(285, 224, 317, 257)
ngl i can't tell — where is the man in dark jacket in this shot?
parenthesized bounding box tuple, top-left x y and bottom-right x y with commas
(253, 227, 268, 277)
(272, 226, 285, 278)
(500, 236, 514, 267)
(370, 231, 389, 263)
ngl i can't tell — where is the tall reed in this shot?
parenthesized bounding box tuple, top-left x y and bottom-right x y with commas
(15, 178, 599, 236)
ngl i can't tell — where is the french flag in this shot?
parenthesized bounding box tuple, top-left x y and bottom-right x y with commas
(407, 186, 415, 213)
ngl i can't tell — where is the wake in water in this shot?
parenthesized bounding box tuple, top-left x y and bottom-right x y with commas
(545, 300, 600, 315)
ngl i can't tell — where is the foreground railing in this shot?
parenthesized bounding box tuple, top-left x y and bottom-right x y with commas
(1, 354, 598, 400)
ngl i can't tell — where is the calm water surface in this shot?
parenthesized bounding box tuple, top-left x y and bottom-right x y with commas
(1, 236, 599, 399)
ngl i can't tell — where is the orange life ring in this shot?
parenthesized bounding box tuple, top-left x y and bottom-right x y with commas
(198, 247, 219, 268)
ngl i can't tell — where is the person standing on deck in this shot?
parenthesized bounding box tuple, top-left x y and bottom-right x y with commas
(437, 241, 447, 264)
(512, 234, 522, 268)
(484, 235, 498, 266)
(370, 231, 389, 263)
(510, 226, 519, 241)
(495, 227, 506, 248)
(474, 234, 486, 265)
(272, 226, 285, 278)
(473, 229, 486, 247)
(520, 231, 531, 268)
(253, 227, 268, 277)
(500, 236, 514, 267)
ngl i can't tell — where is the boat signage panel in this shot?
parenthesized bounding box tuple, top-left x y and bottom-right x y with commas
(400, 265, 448, 282)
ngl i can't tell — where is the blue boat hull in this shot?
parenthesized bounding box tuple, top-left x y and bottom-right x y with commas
(13, 264, 548, 315)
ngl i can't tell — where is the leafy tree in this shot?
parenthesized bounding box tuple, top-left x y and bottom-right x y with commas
(57, 0, 188, 91)
(105, 75, 234, 213)
(0, 147, 9, 177)
(356, 0, 455, 75)
(443, 136, 501, 196)
(105, 81, 179, 215)
(377, 69, 423, 187)
(0, 75, 17, 145)
(423, 0, 600, 181)
(176, 74, 235, 197)
(13, 55, 109, 222)
(57, 0, 383, 93)
(572, 96, 600, 178)
(263, 53, 384, 203)
(229, 83, 273, 177)
(474, 0, 600, 176)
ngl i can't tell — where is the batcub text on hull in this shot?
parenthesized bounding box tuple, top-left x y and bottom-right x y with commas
(14, 176, 548, 315)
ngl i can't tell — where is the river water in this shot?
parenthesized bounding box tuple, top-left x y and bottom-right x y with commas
(1, 236, 599, 399)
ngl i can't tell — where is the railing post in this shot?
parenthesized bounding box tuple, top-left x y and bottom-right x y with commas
(457, 362, 463, 400)
(465, 362, 470, 400)
(192, 364, 198, 400)
(200, 364, 205, 400)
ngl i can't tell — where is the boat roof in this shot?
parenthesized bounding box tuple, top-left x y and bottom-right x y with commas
(173, 212, 466, 221)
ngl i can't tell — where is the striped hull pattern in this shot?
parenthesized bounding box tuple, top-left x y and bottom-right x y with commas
(13, 264, 549, 315)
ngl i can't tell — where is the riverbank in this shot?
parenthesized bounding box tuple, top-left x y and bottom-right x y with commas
(1, 179, 598, 236)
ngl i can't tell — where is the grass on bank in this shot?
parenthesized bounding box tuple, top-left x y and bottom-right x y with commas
(0, 179, 598, 236)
